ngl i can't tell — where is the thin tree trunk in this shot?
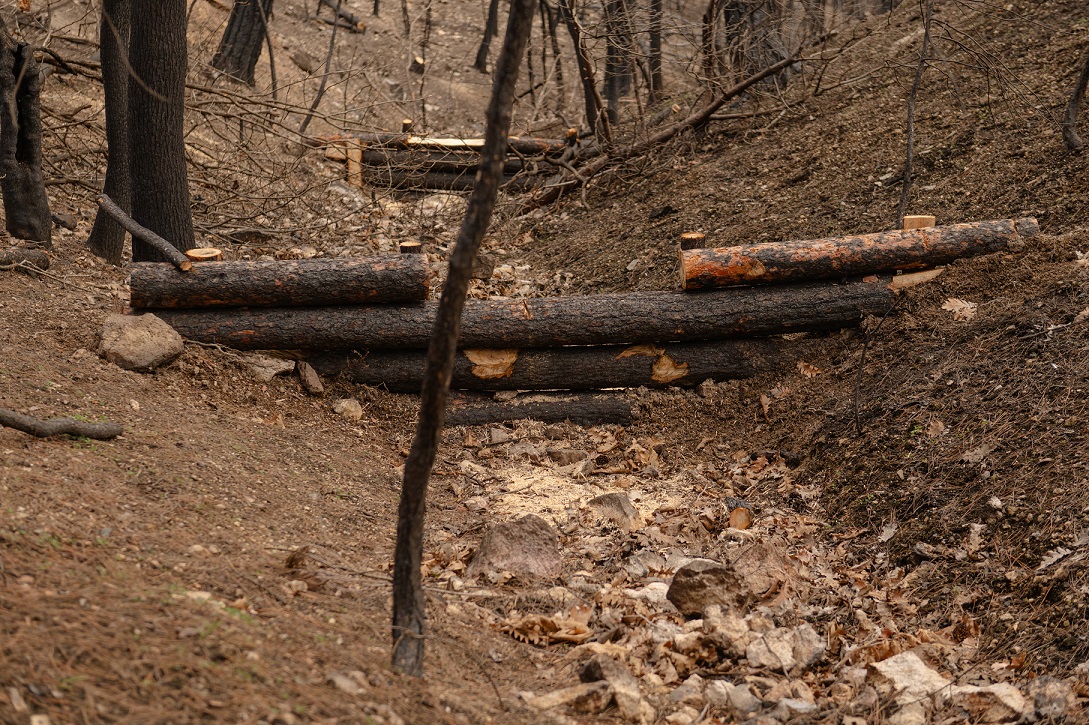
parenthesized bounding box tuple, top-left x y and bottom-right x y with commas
(557, 0, 608, 140)
(211, 0, 274, 86)
(87, 0, 131, 264)
(128, 0, 195, 262)
(474, 0, 501, 72)
(1062, 48, 1089, 151)
(391, 0, 535, 677)
(545, 1, 564, 112)
(896, 0, 931, 227)
(602, 0, 632, 124)
(298, 0, 341, 135)
(649, 0, 663, 97)
(0, 21, 51, 245)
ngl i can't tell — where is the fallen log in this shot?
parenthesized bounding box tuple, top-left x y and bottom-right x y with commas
(155, 278, 894, 350)
(316, 131, 567, 156)
(96, 194, 193, 272)
(0, 408, 123, 440)
(367, 168, 538, 192)
(680, 218, 1038, 290)
(312, 338, 804, 391)
(317, 0, 366, 31)
(129, 255, 429, 309)
(0, 247, 50, 273)
(446, 393, 632, 426)
(360, 148, 526, 174)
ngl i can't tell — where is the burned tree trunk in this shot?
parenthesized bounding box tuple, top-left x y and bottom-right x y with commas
(648, 0, 663, 97)
(680, 218, 1038, 289)
(473, 0, 501, 72)
(128, 0, 195, 262)
(87, 0, 131, 264)
(557, 0, 607, 139)
(0, 22, 51, 245)
(446, 392, 632, 426)
(157, 279, 894, 351)
(211, 0, 275, 86)
(1063, 49, 1089, 151)
(130, 255, 430, 309)
(392, 0, 535, 677)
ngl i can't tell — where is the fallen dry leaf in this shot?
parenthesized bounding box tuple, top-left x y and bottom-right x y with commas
(759, 393, 771, 419)
(729, 507, 753, 530)
(927, 419, 946, 437)
(1036, 547, 1073, 570)
(942, 298, 978, 321)
(1074, 307, 1089, 325)
(961, 442, 995, 464)
(797, 361, 822, 378)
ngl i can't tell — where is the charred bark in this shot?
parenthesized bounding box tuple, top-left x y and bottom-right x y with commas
(0, 246, 49, 273)
(130, 255, 430, 309)
(156, 279, 894, 351)
(1063, 49, 1089, 151)
(211, 0, 275, 86)
(87, 0, 131, 264)
(680, 218, 1038, 290)
(326, 338, 803, 391)
(0, 24, 51, 245)
(128, 0, 195, 262)
(473, 0, 501, 72)
(446, 392, 632, 426)
(0, 408, 123, 440)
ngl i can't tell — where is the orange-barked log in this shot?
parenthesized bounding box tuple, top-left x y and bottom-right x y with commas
(680, 217, 1038, 290)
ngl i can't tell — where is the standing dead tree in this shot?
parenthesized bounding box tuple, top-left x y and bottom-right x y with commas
(87, 0, 130, 263)
(211, 0, 275, 88)
(896, 0, 932, 226)
(1063, 48, 1089, 151)
(473, 0, 501, 72)
(0, 18, 51, 245)
(557, 0, 609, 140)
(391, 0, 535, 677)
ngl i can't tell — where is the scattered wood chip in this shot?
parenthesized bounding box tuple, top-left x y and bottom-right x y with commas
(797, 361, 822, 377)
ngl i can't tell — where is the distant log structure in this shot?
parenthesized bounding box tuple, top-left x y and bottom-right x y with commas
(129, 255, 429, 309)
(155, 279, 894, 350)
(680, 218, 1038, 290)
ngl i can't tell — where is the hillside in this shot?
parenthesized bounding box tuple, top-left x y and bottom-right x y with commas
(1, 0, 1087, 723)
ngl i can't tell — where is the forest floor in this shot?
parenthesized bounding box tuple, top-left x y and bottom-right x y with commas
(1, 0, 1088, 724)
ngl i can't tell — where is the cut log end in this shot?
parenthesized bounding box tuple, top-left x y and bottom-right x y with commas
(399, 241, 424, 254)
(901, 214, 937, 230)
(679, 231, 706, 250)
(185, 247, 223, 262)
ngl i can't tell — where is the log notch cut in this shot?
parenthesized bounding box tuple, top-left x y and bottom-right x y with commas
(680, 217, 1039, 290)
(155, 278, 894, 350)
(321, 338, 805, 392)
(446, 393, 632, 427)
(318, 131, 568, 156)
(130, 254, 429, 309)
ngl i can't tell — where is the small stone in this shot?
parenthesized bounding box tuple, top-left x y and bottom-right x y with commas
(663, 706, 700, 725)
(789, 624, 826, 671)
(669, 674, 705, 708)
(945, 682, 1030, 723)
(98, 313, 183, 372)
(7, 687, 27, 713)
(467, 515, 562, 579)
(30, 715, 52, 725)
(774, 698, 818, 719)
(285, 580, 308, 594)
(188, 544, 211, 557)
(297, 361, 324, 395)
(328, 672, 363, 695)
(472, 253, 496, 280)
(509, 441, 542, 461)
(333, 398, 363, 421)
(51, 212, 77, 230)
(703, 605, 752, 656)
(887, 701, 927, 725)
(587, 492, 645, 531)
(488, 427, 511, 445)
(245, 352, 296, 382)
(526, 681, 612, 713)
(542, 424, 566, 439)
(464, 496, 488, 513)
(696, 379, 716, 398)
(1027, 675, 1075, 718)
(666, 559, 752, 615)
(580, 654, 653, 723)
(547, 448, 590, 466)
(706, 680, 761, 716)
(747, 627, 798, 673)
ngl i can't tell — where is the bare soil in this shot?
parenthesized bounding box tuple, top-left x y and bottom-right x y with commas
(2, 0, 1088, 723)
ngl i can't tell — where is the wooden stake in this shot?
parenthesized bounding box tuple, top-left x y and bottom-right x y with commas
(399, 241, 424, 254)
(401, 118, 414, 133)
(346, 139, 364, 188)
(680, 231, 705, 250)
(902, 215, 937, 230)
(184, 247, 223, 262)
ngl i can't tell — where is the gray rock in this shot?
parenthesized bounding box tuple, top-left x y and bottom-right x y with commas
(333, 398, 363, 421)
(580, 654, 654, 723)
(666, 559, 752, 615)
(587, 492, 645, 531)
(297, 360, 324, 395)
(869, 651, 950, 705)
(773, 698, 817, 720)
(487, 427, 511, 445)
(526, 681, 612, 714)
(702, 605, 752, 657)
(706, 681, 761, 716)
(98, 313, 183, 372)
(1027, 675, 1076, 718)
(887, 701, 928, 725)
(945, 683, 1030, 723)
(669, 674, 705, 708)
(246, 352, 296, 382)
(467, 514, 562, 579)
(746, 628, 798, 673)
(789, 624, 826, 671)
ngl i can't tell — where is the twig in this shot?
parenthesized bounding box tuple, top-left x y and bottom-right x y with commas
(1062, 48, 1089, 150)
(96, 194, 193, 272)
(0, 408, 124, 440)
